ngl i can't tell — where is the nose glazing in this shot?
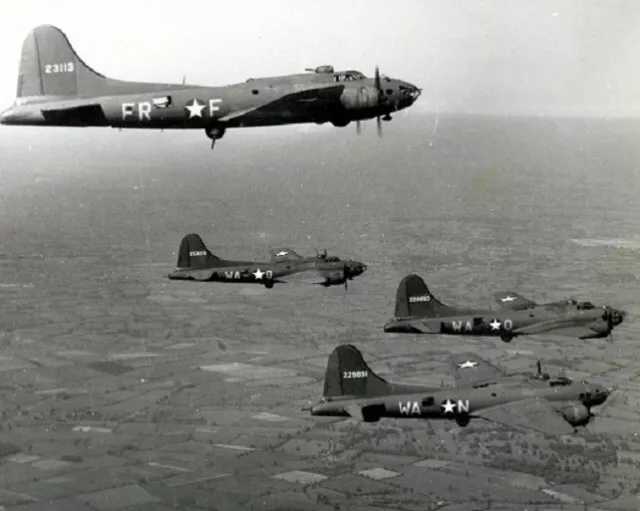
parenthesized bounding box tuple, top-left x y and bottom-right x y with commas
(399, 82, 421, 102)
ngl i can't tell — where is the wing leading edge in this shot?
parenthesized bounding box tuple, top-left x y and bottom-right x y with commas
(474, 398, 575, 436)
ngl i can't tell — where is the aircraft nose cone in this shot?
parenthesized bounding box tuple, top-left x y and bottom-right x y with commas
(346, 261, 367, 277)
(592, 384, 611, 406)
(404, 82, 422, 102)
(614, 309, 626, 325)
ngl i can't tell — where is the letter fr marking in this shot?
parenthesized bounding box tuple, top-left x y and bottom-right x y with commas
(121, 101, 151, 121)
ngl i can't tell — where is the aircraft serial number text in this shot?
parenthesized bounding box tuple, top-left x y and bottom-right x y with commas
(44, 62, 74, 74)
(343, 371, 368, 379)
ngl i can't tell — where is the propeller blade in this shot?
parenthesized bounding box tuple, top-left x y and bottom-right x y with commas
(356, 120, 361, 135)
(594, 385, 620, 416)
(211, 138, 216, 150)
(377, 116, 382, 137)
(536, 360, 542, 375)
(374, 65, 381, 92)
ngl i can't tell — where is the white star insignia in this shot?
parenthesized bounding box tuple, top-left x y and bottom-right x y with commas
(185, 99, 205, 118)
(457, 360, 478, 369)
(253, 268, 265, 279)
(276, 251, 288, 257)
(501, 295, 517, 302)
(441, 399, 456, 414)
(490, 319, 502, 331)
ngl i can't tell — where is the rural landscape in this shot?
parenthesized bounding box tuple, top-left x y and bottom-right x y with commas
(1, 114, 639, 510)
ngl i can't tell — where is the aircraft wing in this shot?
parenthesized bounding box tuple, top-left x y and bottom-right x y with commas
(474, 398, 574, 436)
(493, 292, 536, 311)
(41, 103, 109, 126)
(278, 268, 329, 286)
(269, 248, 303, 263)
(180, 269, 218, 281)
(512, 318, 584, 336)
(219, 84, 345, 125)
(450, 353, 506, 387)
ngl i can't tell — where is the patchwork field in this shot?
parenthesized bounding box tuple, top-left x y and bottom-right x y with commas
(1, 115, 640, 510)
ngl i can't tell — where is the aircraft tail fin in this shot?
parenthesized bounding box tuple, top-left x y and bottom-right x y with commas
(176, 234, 221, 270)
(323, 344, 391, 398)
(16, 25, 113, 100)
(394, 274, 451, 318)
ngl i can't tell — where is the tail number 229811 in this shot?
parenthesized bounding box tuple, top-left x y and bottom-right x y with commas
(343, 371, 368, 379)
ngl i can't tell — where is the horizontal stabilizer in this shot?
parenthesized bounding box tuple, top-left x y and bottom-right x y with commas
(345, 404, 365, 421)
(384, 318, 440, 334)
(41, 104, 109, 126)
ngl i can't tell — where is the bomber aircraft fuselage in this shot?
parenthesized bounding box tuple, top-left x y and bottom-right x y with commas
(383, 275, 626, 341)
(167, 234, 367, 289)
(307, 345, 612, 435)
(0, 26, 421, 149)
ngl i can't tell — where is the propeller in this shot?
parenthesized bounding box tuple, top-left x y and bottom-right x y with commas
(374, 65, 386, 138)
(344, 263, 349, 291)
(606, 308, 613, 340)
(601, 307, 621, 342)
(589, 383, 620, 420)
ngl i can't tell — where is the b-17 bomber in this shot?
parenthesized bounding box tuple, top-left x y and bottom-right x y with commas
(383, 274, 626, 342)
(0, 25, 422, 149)
(167, 233, 367, 289)
(306, 344, 612, 436)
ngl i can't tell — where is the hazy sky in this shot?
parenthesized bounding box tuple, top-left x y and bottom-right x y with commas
(1, 0, 639, 116)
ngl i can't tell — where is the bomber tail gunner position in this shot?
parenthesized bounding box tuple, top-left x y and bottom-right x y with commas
(383, 274, 626, 342)
(306, 345, 611, 435)
(167, 234, 367, 289)
(0, 25, 421, 149)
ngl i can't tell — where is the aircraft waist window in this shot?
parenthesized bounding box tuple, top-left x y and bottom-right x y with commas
(421, 397, 434, 407)
(577, 302, 594, 310)
(549, 377, 572, 387)
(152, 96, 172, 108)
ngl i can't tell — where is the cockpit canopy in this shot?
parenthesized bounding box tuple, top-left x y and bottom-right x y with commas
(332, 71, 367, 82)
(306, 65, 367, 81)
(566, 299, 596, 310)
(316, 249, 341, 262)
